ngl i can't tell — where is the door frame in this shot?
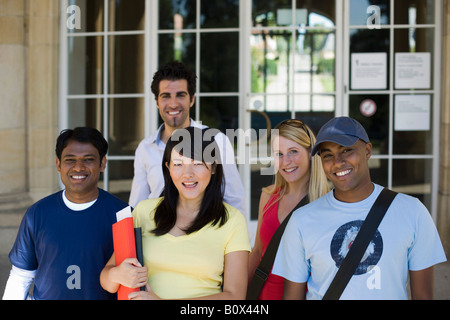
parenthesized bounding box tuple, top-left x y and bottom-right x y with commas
(241, 1, 345, 242)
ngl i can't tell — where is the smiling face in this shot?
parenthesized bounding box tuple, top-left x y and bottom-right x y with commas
(156, 79, 194, 137)
(272, 135, 311, 185)
(166, 150, 213, 206)
(56, 140, 106, 203)
(318, 140, 373, 202)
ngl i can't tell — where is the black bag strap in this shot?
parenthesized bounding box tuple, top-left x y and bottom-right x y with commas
(322, 188, 397, 300)
(246, 195, 309, 300)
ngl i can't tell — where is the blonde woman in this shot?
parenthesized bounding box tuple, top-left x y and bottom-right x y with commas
(248, 119, 329, 300)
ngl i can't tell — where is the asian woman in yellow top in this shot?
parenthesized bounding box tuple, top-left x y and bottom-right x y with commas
(100, 126, 251, 300)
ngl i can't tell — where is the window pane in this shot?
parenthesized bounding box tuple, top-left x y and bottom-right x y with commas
(250, 163, 275, 220)
(200, 32, 239, 92)
(394, 28, 434, 54)
(109, 0, 145, 31)
(393, 95, 433, 155)
(252, 0, 291, 27)
(370, 158, 388, 187)
(159, 0, 196, 30)
(251, 31, 291, 94)
(108, 98, 145, 156)
(349, 95, 390, 155)
(293, 112, 334, 136)
(68, 98, 103, 130)
(294, 31, 335, 94)
(158, 33, 196, 69)
(292, 94, 335, 113)
(293, 95, 311, 111)
(251, 95, 289, 112)
(201, 0, 239, 28)
(296, 0, 336, 27)
(68, 36, 103, 95)
(312, 95, 335, 112)
(313, 32, 335, 93)
(251, 165, 273, 220)
(349, 0, 390, 26)
(199, 96, 239, 133)
(349, 29, 390, 90)
(109, 35, 145, 94)
(350, 28, 390, 53)
(394, 28, 434, 89)
(394, 0, 435, 25)
(251, 110, 289, 154)
(256, 111, 290, 134)
(393, 159, 432, 210)
(249, 110, 290, 220)
(68, 0, 104, 33)
(252, 0, 336, 27)
(108, 160, 134, 203)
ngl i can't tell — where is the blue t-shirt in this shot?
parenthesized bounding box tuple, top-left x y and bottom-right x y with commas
(9, 189, 128, 300)
(272, 184, 447, 300)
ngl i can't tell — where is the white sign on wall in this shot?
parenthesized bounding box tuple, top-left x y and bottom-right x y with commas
(394, 95, 430, 131)
(351, 53, 387, 90)
(395, 53, 431, 89)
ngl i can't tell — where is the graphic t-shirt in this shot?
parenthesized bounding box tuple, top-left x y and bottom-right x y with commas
(272, 184, 447, 300)
(9, 189, 128, 300)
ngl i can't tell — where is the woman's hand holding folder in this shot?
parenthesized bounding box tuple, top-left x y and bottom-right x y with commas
(109, 257, 148, 290)
(100, 253, 148, 297)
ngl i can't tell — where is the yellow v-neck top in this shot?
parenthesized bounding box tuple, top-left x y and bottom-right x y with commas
(132, 198, 251, 299)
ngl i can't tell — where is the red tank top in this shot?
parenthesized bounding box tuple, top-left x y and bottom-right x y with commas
(257, 189, 285, 300)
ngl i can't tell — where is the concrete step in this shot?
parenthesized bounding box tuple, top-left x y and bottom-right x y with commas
(0, 211, 24, 255)
(0, 211, 24, 227)
(0, 195, 30, 256)
(0, 226, 19, 255)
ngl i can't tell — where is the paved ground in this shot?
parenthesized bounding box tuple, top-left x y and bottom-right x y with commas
(430, 259, 450, 300)
(0, 254, 448, 299)
(1, 255, 12, 298)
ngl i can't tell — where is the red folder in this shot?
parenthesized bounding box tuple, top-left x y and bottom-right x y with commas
(112, 216, 139, 300)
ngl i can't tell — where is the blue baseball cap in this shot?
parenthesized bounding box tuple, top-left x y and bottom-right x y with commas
(311, 117, 370, 156)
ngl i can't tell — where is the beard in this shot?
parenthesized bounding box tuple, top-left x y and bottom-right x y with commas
(161, 109, 190, 130)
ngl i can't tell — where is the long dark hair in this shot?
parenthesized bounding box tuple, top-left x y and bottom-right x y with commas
(152, 126, 228, 236)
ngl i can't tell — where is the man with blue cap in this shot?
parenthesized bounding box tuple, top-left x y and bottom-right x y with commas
(272, 116, 446, 300)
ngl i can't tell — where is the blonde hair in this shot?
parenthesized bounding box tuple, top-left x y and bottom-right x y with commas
(263, 120, 330, 213)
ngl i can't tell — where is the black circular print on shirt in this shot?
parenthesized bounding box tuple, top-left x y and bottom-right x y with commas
(330, 220, 383, 275)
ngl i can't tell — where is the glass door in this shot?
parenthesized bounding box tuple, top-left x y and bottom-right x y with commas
(245, 0, 342, 239)
(60, 0, 242, 203)
(60, 0, 147, 202)
(344, 0, 441, 221)
(244, 0, 441, 241)
(60, 0, 441, 239)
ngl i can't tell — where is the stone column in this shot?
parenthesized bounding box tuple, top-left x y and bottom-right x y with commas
(0, 0, 33, 254)
(439, 1, 450, 255)
(25, 0, 60, 200)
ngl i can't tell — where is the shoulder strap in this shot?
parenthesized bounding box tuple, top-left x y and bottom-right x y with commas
(322, 188, 397, 300)
(246, 195, 309, 300)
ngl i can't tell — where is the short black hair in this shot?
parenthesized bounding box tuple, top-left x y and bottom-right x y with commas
(151, 61, 197, 100)
(55, 127, 108, 161)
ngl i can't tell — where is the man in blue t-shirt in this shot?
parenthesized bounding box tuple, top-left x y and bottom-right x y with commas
(273, 117, 447, 300)
(3, 127, 128, 300)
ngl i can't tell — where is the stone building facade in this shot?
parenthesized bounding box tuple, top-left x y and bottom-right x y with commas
(0, 0, 449, 256)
